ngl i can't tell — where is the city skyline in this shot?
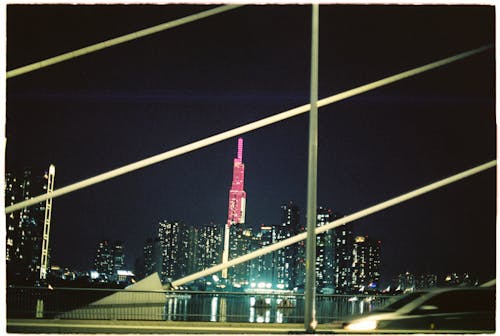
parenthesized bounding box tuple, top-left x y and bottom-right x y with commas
(5, 4, 496, 287)
(4, 162, 492, 290)
(31, 209, 487, 291)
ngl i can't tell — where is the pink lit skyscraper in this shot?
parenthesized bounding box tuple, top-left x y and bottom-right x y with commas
(227, 138, 246, 225)
(222, 138, 246, 278)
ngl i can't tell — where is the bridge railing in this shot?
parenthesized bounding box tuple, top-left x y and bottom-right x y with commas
(7, 286, 394, 323)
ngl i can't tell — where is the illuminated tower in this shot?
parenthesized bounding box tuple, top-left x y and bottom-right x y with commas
(222, 138, 246, 279)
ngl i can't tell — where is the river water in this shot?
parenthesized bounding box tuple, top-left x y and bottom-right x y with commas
(164, 294, 391, 323)
(7, 287, 393, 323)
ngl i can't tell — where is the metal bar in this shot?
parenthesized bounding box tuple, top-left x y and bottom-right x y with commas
(6, 5, 243, 79)
(304, 4, 319, 333)
(170, 159, 495, 288)
(5, 44, 493, 214)
(39, 164, 56, 281)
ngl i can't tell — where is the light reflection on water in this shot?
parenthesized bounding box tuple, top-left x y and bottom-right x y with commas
(163, 294, 387, 323)
(210, 296, 218, 322)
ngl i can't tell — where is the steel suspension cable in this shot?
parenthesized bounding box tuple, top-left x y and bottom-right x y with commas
(6, 5, 242, 79)
(4, 44, 493, 214)
(170, 159, 496, 288)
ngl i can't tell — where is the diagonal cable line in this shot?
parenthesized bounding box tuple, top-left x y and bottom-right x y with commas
(4, 44, 493, 214)
(6, 5, 243, 79)
(170, 159, 496, 287)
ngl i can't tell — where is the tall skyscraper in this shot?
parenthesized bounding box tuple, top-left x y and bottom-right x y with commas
(177, 224, 192, 279)
(222, 138, 246, 279)
(229, 224, 254, 286)
(143, 237, 162, 279)
(93, 240, 114, 280)
(316, 207, 336, 292)
(112, 241, 125, 278)
(197, 224, 223, 272)
(276, 201, 300, 289)
(250, 225, 276, 285)
(352, 235, 381, 292)
(290, 206, 343, 292)
(158, 220, 188, 283)
(294, 208, 306, 290)
(5, 168, 52, 284)
(186, 227, 199, 275)
(292, 206, 354, 293)
(333, 222, 354, 294)
(93, 239, 127, 282)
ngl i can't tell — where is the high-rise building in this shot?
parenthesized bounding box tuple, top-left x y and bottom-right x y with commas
(112, 241, 125, 278)
(5, 168, 51, 284)
(290, 206, 346, 293)
(93, 239, 128, 282)
(134, 257, 145, 281)
(186, 227, 199, 275)
(158, 220, 178, 283)
(351, 235, 381, 292)
(158, 220, 188, 283)
(93, 240, 114, 280)
(316, 207, 337, 292)
(276, 201, 300, 289)
(177, 224, 192, 279)
(197, 224, 223, 272)
(294, 213, 306, 290)
(333, 222, 354, 294)
(288, 204, 357, 294)
(250, 225, 276, 285)
(222, 138, 246, 278)
(229, 224, 254, 286)
(143, 238, 162, 279)
(142, 238, 153, 279)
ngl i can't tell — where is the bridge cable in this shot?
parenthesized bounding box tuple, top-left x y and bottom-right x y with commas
(6, 5, 243, 79)
(4, 44, 493, 214)
(170, 159, 496, 288)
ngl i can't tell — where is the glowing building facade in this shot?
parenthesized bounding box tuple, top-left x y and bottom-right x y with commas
(158, 220, 191, 283)
(276, 201, 300, 289)
(5, 168, 51, 284)
(93, 240, 114, 280)
(198, 224, 223, 272)
(352, 235, 381, 292)
(222, 138, 246, 279)
(112, 241, 125, 277)
(226, 138, 246, 225)
(316, 207, 336, 292)
(333, 222, 354, 294)
(250, 225, 276, 285)
(229, 224, 254, 285)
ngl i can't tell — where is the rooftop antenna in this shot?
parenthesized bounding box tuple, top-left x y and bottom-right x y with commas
(237, 138, 243, 161)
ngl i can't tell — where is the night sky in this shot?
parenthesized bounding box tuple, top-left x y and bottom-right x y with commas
(6, 4, 496, 287)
